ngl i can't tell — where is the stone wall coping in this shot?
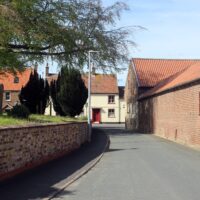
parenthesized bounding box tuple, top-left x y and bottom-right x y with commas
(0, 121, 87, 131)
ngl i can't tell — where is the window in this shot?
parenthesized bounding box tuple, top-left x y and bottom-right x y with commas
(14, 76, 19, 83)
(108, 109, 115, 118)
(108, 95, 115, 104)
(5, 92, 11, 101)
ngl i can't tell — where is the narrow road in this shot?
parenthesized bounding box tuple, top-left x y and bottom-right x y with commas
(53, 124, 200, 200)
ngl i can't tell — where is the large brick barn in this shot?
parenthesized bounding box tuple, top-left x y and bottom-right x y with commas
(125, 58, 200, 148)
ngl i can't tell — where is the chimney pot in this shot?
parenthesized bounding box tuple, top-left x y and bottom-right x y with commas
(34, 62, 38, 72)
(46, 63, 49, 77)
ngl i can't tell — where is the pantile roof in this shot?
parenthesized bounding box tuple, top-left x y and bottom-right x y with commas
(46, 73, 119, 94)
(82, 74, 119, 94)
(139, 62, 200, 99)
(133, 58, 200, 87)
(0, 68, 33, 91)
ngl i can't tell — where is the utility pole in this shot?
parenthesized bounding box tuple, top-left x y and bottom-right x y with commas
(88, 50, 98, 142)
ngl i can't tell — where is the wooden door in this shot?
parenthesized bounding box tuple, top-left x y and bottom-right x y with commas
(92, 109, 101, 123)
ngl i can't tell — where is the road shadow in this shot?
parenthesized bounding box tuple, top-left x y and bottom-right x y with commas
(0, 129, 107, 200)
(93, 125, 145, 137)
(106, 147, 138, 153)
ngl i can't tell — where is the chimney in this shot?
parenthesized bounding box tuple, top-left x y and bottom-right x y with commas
(34, 62, 38, 72)
(45, 63, 49, 77)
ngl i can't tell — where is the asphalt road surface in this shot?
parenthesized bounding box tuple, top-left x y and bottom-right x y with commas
(53, 124, 200, 200)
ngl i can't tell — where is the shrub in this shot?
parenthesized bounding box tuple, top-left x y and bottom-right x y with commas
(9, 105, 30, 119)
(56, 67, 88, 117)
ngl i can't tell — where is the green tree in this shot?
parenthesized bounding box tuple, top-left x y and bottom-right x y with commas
(19, 70, 49, 114)
(0, 0, 135, 71)
(56, 66, 88, 117)
(50, 77, 66, 116)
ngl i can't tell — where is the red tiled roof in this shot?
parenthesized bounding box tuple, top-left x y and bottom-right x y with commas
(133, 58, 200, 87)
(139, 62, 200, 99)
(82, 74, 119, 94)
(46, 73, 119, 94)
(0, 68, 33, 91)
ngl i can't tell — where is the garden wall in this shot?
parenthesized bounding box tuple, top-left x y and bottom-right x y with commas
(0, 122, 88, 181)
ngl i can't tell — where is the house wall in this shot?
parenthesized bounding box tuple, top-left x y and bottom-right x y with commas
(0, 85, 3, 112)
(46, 94, 125, 123)
(0, 122, 88, 181)
(138, 83, 200, 148)
(2, 91, 20, 110)
(119, 98, 126, 123)
(45, 98, 57, 116)
(125, 64, 139, 130)
(83, 94, 120, 123)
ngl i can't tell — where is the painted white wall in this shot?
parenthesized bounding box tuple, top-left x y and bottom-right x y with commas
(119, 99, 126, 123)
(45, 94, 126, 123)
(45, 98, 56, 116)
(83, 94, 120, 123)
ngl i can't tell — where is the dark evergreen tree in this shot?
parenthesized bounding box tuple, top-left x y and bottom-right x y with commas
(50, 78, 66, 116)
(56, 67, 88, 117)
(19, 70, 49, 114)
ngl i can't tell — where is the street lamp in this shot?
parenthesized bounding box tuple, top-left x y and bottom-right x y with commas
(88, 50, 98, 142)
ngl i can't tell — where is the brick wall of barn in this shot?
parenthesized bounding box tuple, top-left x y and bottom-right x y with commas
(125, 64, 139, 130)
(138, 83, 200, 148)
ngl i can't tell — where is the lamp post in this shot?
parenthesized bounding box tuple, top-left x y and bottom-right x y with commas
(88, 50, 98, 142)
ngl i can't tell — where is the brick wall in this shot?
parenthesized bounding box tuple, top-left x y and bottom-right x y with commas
(138, 83, 200, 148)
(0, 84, 3, 112)
(0, 122, 88, 181)
(2, 91, 20, 110)
(125, 64, 139, 130)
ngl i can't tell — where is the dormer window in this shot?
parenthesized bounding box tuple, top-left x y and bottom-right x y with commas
(14, 76, 19, 83)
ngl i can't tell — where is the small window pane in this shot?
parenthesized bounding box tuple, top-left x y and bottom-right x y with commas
(14, 77, 19, 83)
(108, 109, 115, 118)
(5, 92, 11, 101)
(108, 95, 115, 104)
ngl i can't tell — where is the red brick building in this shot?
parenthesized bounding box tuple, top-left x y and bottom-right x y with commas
(125, 58, 200, 148)
(0, 68, 33, 111)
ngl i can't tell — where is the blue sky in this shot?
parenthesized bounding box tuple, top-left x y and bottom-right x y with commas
(103, 0, 200, 85)
(39, 0, 200, 86)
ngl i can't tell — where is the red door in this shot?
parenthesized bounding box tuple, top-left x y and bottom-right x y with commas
(92, 109, 101, 123)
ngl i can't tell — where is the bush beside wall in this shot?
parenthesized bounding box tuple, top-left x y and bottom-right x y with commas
(0, 122, 88, 181)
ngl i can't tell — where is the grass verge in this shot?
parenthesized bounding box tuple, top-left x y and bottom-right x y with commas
(0, 114, 87, 127)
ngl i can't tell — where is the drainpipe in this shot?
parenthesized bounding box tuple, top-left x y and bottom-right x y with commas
(119, 96, 121, 124)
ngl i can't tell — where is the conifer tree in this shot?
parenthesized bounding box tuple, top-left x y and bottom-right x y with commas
(19, 70, 49, 114)
(50, 78, 65, 116)
(52, 67, 88, 117)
